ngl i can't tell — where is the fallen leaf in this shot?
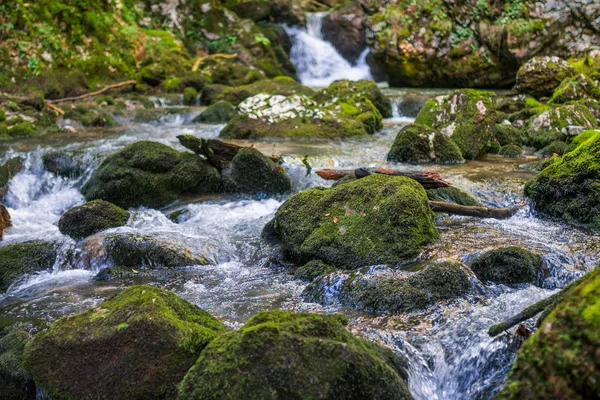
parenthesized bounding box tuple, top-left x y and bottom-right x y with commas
(333, 217, 338, 224)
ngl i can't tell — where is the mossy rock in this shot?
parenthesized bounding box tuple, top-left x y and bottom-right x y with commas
(58, 200, 130, 240)
(0, 241, 56, 293)
(200, 78, 313, 106)
(0, 157, 23, 201)
(514, 56, 577, 99)
(387, 123, 464, 164)
(427, 187, 480, 206)
(487, 139, 501, 154)
(42, 151, 92, 178)
(538, 141, 567, 157)
(221, 148, 291, 196)
(398, 92, 429, 118)
(7, 121, 38, 137)
(24, 286, 225, 400)
(500, 144, 523, 158)
(470, 247, 543, 285)
(493, 123, 524, 146)
(497, 267, 600, 399)
(81, 141, 220, 209)
(414, 89, 497, 159)
(192, 101, 236, 124)
(178, 310, 412, 400)
(525, 133, 600, 228)
(312, 79, 392, 118)
(0, 324, 36, 400)
(565, 129, 600, 153)
(183, 87, 198, 106)
(525, 104, 597, 149)
(272, 174, 439, 269)
(167, 208, 191, 224)
(294, 260, 336, 281)
(549, 73, 600, 104)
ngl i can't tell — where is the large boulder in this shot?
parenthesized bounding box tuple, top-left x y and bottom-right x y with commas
(58, 200, 130, 240)
(81, 141, 220, 209)
(200, 77, 313, 106)
(322, 3, 367, 63)
(525, 133, 600, 228)
(192, 101, 236, 124)
(0, 241, 56, 293)
(312, 79, 392, 118)
(271, 174, 439, 269)
(0, 325, 36, 400)
(414, 90, 496, 159)
(549, 73, 600, 104)
(386, 123, 464, 164)
(221, 148, 291, 195)
(470, 247, 543, 285)
(178, 310, 412, 400)
(514, 56, 577, 99)
(525, 104, 597, 149)
(497, 267, 600, 399)
(24, 286, 225, 400)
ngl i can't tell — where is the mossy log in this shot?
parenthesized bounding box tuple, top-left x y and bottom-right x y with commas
(316, 168, 450, 189)
(429, 201, 520, 219)
(0, 204, 11, 240)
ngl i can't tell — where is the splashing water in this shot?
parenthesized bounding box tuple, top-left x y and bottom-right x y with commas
(285, 12, 373, 87)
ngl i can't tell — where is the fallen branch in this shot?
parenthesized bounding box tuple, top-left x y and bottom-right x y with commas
(48, 80, 137, 104)
(316, 168, 451, 189)
(429, 201, 520, 219)
(488, 268, 598, 337)
(0, 204, 11, 241)
(192, 53, 238, 72)
(45, 102, 65, 115)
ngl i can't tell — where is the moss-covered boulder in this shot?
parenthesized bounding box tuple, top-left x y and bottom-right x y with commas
(200, 77, 313, 106)
(386, 124, 464, 164)
(514, 56, 577, 99)
(414, 89, 497, 159)
(0, 324, 36, 400)
(497, 267, 600, 399)
(81, 141, 220, 209)
(565, 129, 599, 153)
(493, 123, 524, 146)
(7, 121, 38, 137)
(312, 79, 393, 118)
(192, 101, 236, 124)
(0, 241, 56, 293)
(272, 174, 438, 269)
(550, 73, 600, 104)
(183, 87, 198, 106)
(0, 157, 23, 201)
(58, 200, 130, 240)
(470, 247, 543, 285)
(222, 148, 291, 196)
(525, 104, 597, 149)
(500, 144, 523, 158)
(42, 151, 91, 178)
(24, 286, 225, 400)
(178, 310, 412, 400)
(538, 141, 568, 157)
(294, 260, 336, 282)
(305, 261, 472, 313)
(525, 133, 600, 228)
(427, 187, 480, 206)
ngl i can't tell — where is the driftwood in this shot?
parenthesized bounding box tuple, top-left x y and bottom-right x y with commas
(488, 268, 598, 337)
(0, 204, 11, 241)
(45, 102, 65, 115)
(177, 135, 281, 170)
(429, 201, 520, 220)
(316, 168, 451, 189)
(48, 80, 137, 104)
(192, 53, 238, 72)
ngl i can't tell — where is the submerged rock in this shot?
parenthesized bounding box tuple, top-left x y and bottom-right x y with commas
(222, 147, 291, 195)
(525, 104, 597, 149)
(514, 56, 577, 99)
(525, 133, 600, 228)
(272, 174, 438, 269)
(81, 141, 220, 209)
(24, 286, 225, 400)
(0, 325, 36, 400)
(415, 89, 496, 159)
(178, 310, 412, 400)
(192, 101, 236, 124)
(0, 241, 56, 293)
(59, 200, 130, 240)
(497, 267, 600, 399)
(386, 123, 464, 164)
(470, 247, 543, 285)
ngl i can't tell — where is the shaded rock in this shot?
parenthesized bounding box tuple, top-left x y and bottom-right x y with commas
(322, 3, 367, 63)
(24, 286, 225, 400)
(514, 56, 577, 99)
(200, 77, 313, 106)
(178, 310, 412, 400)
(58, 200, 130, 240)
(386, 124, 464, 164)
(222, 148, 291, 196)
(0, 324, 36, 400)
(0, 241, 56, 293)
(493, 123, 524, 146)
(272, 174, 438, 269)
(41, 151, 91, 178)
(550, 73, 600, 104)
(427, 187, 480, 207)
(525, 104, 597, 149)
(183, 87, 198, 106)
(538, 141, 567, 157)
(398, 93, 429, 118)
(192, 101, 236, 124)
(470, 247, 543, 285)
(500, 144, 523, 158)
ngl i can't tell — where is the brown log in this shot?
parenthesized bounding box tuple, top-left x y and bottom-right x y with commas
(0, 204, 11, 241)
(315, 168, 451, 189)
(429, 201, 520, 219)
(48, 80, 137, 104)
(177, 135, 281, 170)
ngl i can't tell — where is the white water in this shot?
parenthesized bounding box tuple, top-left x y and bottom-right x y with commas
(285, 12, 373, 87)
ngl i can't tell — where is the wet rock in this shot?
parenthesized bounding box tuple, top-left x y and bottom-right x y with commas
(200, 77, 313, 106)
(497, 267, 600, 399)
(294, 260, 336, 281)
(525, 133, 600, 228)
(493, 123, 524, 146)
(58, 200, 130, 240)
(427, 187, 480, 207)
(24, 286, 225, 400)
(398, 93, 429, 118)
(167, 208, 191, 223)
(222, 147, 291, 196)
(192, 101, 236, 124)
(312, 79, 392, 119)
(415, 90, 496, 159)
(272, 174, 438, 269)
(322, 3, 367, 63)
(500, 144, 523, 158)
(178, 310, 412, 400)
(41, 151, 92, 178)
(0, 324, 36, 400)
(470, 247, 543, 285)
(0, 204, 11, 240)
(549, 73, 600, 104)
(0, 241, 56, 293)
(81, 141, 220, 209)
(386, 123, 464, 164)
(525, 104, 597, 149)
(514, 56, 577, 99)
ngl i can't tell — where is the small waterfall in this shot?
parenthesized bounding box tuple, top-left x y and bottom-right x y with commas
(285, 13, 373, 87)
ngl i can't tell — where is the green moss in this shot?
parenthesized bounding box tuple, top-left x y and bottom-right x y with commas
(500, 144, 523, 158)
(7, 121, 37, 137)
(312, 79, 393, 118)
(222, 148, 291, 196)
(514, 56, 577, 98)
(538, 141, 567, 157)
(549, 73, 600, 104)
(497, 267, 600, 399)
(565, 130, 600, 153)
(525, 104, 597, 149)
(294, 260, 337, 281)
(0, 325, 35, 400)
(183, 87, 198, 106)
(470, 247, 543, 285)
(493, 123, 523, 146)
(387, 123, 464, 164)
(0, 241, 56, 293)
(178, 310, 411, 400)
(487, 138, 501, 154)
(24, 286, 225, 400)
(273, 174, 439, 269)
(193, 101, 236, 124)
(201, 79, 313, 106)
(58, 200, 130, 240)
(427, 186, 480, 206)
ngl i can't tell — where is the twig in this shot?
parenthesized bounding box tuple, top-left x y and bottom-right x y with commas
(192, 53, 238, 72)
(45, 102, 65, 115)
(48, 80, 137, 104)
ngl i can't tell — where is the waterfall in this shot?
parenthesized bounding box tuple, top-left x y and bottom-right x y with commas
(285, 12, 373, 87)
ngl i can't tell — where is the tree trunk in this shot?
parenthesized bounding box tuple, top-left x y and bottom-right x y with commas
(429, 201, 520, 219)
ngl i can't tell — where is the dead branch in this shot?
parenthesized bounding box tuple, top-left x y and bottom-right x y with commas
(48, 80, 137, 104)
